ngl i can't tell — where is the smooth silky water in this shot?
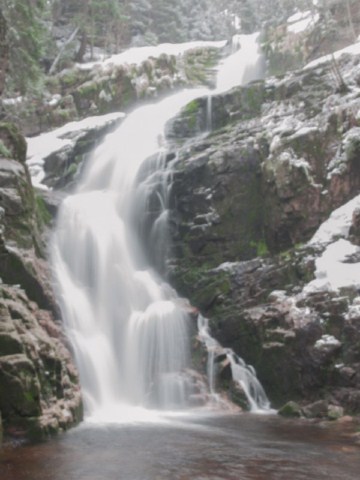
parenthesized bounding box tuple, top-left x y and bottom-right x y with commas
(51, 33, 267, 422)
(3, 35, 359, 479)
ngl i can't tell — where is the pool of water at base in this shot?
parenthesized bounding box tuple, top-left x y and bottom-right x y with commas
(1, 412, 360, 480)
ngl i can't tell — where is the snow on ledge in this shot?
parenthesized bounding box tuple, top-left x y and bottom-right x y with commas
(315, 334, 341, 349)
(79, 41, 227, 71)
(309, 194, 360, 246)
(287, 10, 319, 35)
(304, 238, 360, 293)
(26, 112, 125, 189)
(303, 195, 360, 294)
(305, 41, 360, 70)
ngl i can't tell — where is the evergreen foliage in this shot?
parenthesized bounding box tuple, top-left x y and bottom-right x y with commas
(2, 0, 49, 95)
(1, 0, 357, 97)
(0, 8, 8, 97)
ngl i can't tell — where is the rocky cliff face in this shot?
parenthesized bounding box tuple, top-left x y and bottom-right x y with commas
(166, 50, 360, 416)
(0, 124, 82, 442)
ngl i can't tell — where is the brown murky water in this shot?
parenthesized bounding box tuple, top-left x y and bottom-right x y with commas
(1, 413, 359, 480)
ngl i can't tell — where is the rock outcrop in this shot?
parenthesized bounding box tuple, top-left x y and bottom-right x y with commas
(26, 112, 125, 190)
(166, 49, 360, 415)
(3, 45, 220, 136)
(0, 123, 82, 441)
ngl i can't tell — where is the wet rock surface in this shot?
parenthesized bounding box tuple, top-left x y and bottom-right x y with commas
(0, 284, 82, 440)
(167, 52, 360, 415)
(0, 126, 81, 441)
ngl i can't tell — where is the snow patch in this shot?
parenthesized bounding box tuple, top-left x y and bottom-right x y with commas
(213, 262, 239, 272)
(304, 195, 360, 294)
(305, 239, 360, 293)
(346, 301, 360, 320)
(305, 41, 360, 70)
(287, 11, 319, 35)
(309, 194, 360, 245)
(2, 96, 24, 106)
(79, 41, 226, 72)
(26, 112, 125, 189)
(315, 335, 341, 349)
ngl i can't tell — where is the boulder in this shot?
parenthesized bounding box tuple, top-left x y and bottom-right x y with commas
(278, 401, 302, 418)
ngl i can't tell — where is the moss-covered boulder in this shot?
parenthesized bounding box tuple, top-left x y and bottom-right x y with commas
(278, 401, 302, 418)
(0, 127, 82, 440)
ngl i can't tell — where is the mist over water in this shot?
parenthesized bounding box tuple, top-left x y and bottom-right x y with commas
(51, 35, 265, 422)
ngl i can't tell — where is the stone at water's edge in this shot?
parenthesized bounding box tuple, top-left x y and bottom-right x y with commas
(278, 401, 302, 418)
(0, 124, 82, 441)
(167, 53, 360, 414)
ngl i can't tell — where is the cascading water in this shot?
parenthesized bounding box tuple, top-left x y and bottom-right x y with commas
(197, 316, 270, 412)
(51, 34, 268, 421)
(216, 32, 265, 93)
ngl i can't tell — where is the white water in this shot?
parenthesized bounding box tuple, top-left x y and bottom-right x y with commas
(216, 33, 265, 93)
(197, 316, 270, 412)
(51, 34, 267, 422)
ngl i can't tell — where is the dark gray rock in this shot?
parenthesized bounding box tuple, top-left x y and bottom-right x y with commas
(166, 55, 360, 413)
(0, 127, 82, 440)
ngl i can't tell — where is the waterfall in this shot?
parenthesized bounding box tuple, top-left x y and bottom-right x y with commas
(51, 34, 268, 421)
(197, 315, 270, 412)
(216, 32, 265, 93)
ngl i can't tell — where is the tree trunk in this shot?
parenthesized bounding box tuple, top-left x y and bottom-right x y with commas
(75, 30, 88, 63)
(345, 0, 357, 41)
(49, 26, 79, 74)
(0, 8, 8, 97)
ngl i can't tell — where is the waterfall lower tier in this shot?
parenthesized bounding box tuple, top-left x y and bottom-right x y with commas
(52, 189, 192, 415)
(51, 34, 269, 422)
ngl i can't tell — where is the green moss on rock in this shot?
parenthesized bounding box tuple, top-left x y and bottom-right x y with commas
(35, 194, 52, 227)
(0, 123, 27, 162)
(278, 400, 302, 418)
(0, 139, 11, 158)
